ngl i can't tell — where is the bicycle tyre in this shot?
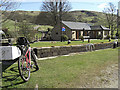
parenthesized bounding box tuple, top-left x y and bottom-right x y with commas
(18, 55, 30, 82)
(31, 52, 39, 70)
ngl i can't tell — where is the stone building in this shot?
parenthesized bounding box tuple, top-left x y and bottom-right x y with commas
(51, 21, 110, 40)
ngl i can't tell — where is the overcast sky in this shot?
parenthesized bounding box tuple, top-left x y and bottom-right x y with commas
(13, 0, 119, 12)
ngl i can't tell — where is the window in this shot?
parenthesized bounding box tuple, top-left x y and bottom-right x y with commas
(84, 31, 88, 36)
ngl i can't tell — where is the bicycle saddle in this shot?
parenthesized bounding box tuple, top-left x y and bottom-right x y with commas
(17, 37, 29, 46)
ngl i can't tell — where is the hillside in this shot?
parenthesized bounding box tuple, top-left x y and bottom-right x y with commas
(35, 10, 109, 27)
(69, 10, 108, 26)
(2, 10, 114, 31)
(2, 11, 53, 31)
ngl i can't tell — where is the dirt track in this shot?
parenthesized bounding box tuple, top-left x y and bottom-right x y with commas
(81, 63, 118, 88)
(95, 63, 118, 88)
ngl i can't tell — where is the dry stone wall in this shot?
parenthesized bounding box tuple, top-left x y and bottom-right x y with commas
(33, 42, 119, 58)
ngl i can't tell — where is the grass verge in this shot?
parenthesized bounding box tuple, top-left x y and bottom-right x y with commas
(30, 39, 115, 48)
(2, 48, 118, 88)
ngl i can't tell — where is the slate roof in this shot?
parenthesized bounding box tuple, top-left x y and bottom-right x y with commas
(101, 25, 110, 30)
(90, 25, 110, 31)
(62, 21, 91, 30)
(62, 21, 110, 31)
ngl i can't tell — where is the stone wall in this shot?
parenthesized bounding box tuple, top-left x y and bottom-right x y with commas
(33, 42, 119, 58)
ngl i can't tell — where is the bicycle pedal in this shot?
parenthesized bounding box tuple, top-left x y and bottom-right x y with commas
(27, 68, 30, 71)
(30, 64, 34, 69)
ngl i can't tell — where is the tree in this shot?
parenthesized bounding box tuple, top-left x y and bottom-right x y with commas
(36, 0, 72, 26)
(0, 0, 20, 23)
(103, 3, 117, 38)
(18, 20, 36, 42)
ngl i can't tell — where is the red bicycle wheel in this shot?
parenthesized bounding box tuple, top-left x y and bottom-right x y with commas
(18, 55, 30, 82)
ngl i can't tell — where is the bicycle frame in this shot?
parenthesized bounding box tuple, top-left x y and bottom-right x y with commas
(23, 47, 31, 69)
(17, 37, 39, 82)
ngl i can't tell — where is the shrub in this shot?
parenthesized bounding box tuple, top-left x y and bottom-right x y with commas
(61, 35, 68, 41)
(97, 34, 101, 39)
(46, 35, 52, 41)
(79, 36, 84, 40)
(111, 36, 115, 39)
(106, 35, 111, 39)
(7, 31, 18, 38)
(43, 29, 52, 41)
(18, 20, 36, 42)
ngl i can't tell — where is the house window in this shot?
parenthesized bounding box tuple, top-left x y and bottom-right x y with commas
(84, 31, 88, 36)
(56, 32, 58, 35)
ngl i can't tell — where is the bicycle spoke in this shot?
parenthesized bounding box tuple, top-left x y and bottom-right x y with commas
(18, 55, 30, 82)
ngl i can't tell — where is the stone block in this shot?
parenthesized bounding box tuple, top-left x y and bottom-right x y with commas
(33, 42, 115, 58)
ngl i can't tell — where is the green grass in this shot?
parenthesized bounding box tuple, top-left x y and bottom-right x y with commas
(2, 48, 118, 88)
(30, 39, 115, 48)
(2, 19, 19, 31)
(2, 19, 53, 31)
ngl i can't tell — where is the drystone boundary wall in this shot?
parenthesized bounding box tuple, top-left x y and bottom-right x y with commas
(33, 42, 119, 58)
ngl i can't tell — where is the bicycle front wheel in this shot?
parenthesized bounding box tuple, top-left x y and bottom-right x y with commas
(18, 55, 30, 82)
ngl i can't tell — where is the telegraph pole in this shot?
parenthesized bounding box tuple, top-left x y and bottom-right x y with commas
(117, 9, 119, 34)
(117, 9, 119, 39)
(59, 0, 62, 42)
(117, 1, 120, 39)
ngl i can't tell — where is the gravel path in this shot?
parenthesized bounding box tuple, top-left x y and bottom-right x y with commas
(95, 63, 118, 88)
(77, 63, 118, 88)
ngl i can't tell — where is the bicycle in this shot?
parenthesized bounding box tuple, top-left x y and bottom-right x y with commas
(17, 37, 39, 82)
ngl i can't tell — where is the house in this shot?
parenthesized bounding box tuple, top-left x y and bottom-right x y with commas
(51, 21, 110, 40)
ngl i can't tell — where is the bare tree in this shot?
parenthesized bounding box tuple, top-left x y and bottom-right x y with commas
(41, 0, 72, 26)
(18, 20, 36, 42)
(0, 0, 20, 24)
(103, 2, 117, 38)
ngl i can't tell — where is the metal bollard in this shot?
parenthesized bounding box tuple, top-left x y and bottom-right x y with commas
(86, 43, 95, 51)
(113, 41, 117, 48)
(68, 40, 71, 44)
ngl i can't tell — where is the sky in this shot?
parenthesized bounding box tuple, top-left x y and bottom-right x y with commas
(13, 0, 119, 12)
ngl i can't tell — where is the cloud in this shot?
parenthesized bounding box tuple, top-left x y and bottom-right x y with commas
(69, 0, 119, 2)
(98, 3, 108, 9)
(15, 0, 23, 1)
(14, 0, 119, 2)
(14, 0, 43, 2)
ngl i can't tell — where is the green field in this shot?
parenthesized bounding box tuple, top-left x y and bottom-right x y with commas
(2, 10, 117, 39)
(2, 20, 18, 31)
(2, 10, 116, 30)
(30, 39, 115, 48)
(2, 48, 118, 88)
(2, 19, 53, 31)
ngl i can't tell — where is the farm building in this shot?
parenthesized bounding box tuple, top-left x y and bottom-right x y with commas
(51, 21, 110, 40)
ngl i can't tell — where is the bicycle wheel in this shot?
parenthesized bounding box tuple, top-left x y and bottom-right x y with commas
(31, 51, 39, 70)
(18, 55, 30, 82)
